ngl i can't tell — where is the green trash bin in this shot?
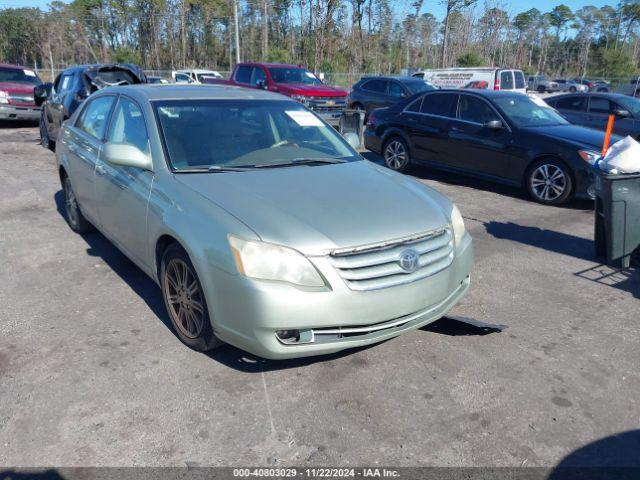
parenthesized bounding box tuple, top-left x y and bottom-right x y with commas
(594, 170, 640, 268)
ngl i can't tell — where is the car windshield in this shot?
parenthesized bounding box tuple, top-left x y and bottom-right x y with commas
(154, 99, 359, 171)
(406, 81, 436, 94)
(267, 67, 322, 85)
(493, 95, 569, 127)
(0, 67, 41, 85)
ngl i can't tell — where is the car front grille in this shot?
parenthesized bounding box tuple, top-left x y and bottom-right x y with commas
(307, 96, 346, 113)
(8, 94, 35, 105)
(328, 228, 454, 291)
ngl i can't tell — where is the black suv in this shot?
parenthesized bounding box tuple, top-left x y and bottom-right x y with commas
(347, 76, 436, 117)
(34, 64, 146, 150)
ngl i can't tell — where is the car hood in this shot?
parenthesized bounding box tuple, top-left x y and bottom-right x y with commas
(522, 124, 620, 150)
(0, 82, 38, 94)
(276, 83, 348, 98)
(176, 160, 450, 254)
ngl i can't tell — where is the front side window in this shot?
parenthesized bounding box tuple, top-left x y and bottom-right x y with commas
(60, 74, 74, 92)
(75, 95, 115, 140)
(500, 71, 514, 90)
(493, 95, 568, 127)
(588, 97, 612, 114)
(251, 67, 267, 85)
(107, 97, 149, 153)
(154, 99, 358, 171)
(267, 67, 322, 85)
(459, 95, 499, 124)
(0, 67, 41, 85)
(420, 93, 457, 118)
(388, 82, 404, 98)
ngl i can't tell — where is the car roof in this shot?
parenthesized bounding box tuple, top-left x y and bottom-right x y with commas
(98, 83, 291, 102)
(0, 63, 35, 70)
(239, 62, 308, 69)
(550, 92, 631, 101)
(430, 88, 524, 99)
(178, 69, 219, 74)
(359, 75, 426, 84)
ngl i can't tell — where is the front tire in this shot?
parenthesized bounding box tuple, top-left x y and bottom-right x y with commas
(526, 159, 573, 205)
(40, 112, 55, 151)
(62, 175, 93, 233)
(569, 86, 576, 93)
(537, 85, 546, 93)
(160, 244, 222, 352)
(383, 137, 410, 172)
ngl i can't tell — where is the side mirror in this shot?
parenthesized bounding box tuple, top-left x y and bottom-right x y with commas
(343, 132, 361, 150)
(484, 120, 503, 129)
(256, 79, 267, 89)
(33, 83, 52, 106)
(613, 109, 631, 118)
(102, 142, 153, 171)
(75, 87, 90, 101)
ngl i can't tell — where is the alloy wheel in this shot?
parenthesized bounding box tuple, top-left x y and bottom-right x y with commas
(163, 258, 205, 339)
(64, 177, 79, 228)
(530, 164, 567, 202)
(384, 140, 408, 171)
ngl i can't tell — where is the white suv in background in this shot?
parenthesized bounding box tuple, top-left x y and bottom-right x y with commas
(171, 69, 223, 84)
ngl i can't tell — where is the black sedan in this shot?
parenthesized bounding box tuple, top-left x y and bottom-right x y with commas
(364, 89, 616, 205)
(34, 63, 146, 150)
(347, 76, 436, 118)
(545, 93, 640, 139)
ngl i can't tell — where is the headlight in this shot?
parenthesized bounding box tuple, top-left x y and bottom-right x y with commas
(0, 90, 8, 104)
(291, 94, 309, 105)
(578, 149, 601, 166)
(228, 236, 325, 287)
(451, 204, 466, 247)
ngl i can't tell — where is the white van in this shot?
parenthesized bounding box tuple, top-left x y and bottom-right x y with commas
(412, 68, 526, 93)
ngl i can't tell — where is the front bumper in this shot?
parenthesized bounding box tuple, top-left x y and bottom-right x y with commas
(206, 233, 473, 359)
(0, 104, 40, 121)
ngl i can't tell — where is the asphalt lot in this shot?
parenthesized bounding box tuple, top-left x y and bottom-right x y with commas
(0, 122, 638, 468)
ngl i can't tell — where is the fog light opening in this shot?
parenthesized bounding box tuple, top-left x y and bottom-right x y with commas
(276, 329, 314, 345)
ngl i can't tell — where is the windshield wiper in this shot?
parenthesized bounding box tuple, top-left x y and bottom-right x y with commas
(173, 165, 255, 173)
(254, 158, 348, 169)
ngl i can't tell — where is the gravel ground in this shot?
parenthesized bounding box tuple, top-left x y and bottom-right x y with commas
(0, 123, 638, 469)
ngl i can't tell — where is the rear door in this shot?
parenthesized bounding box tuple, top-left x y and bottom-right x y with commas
(387, 80, 407, 107)
(499, 70, 515, 92)
(410, 92, 458, 165)
(50, 71, 75, 139)
(95, 95, 153, 265)
(448, 93, 514, 178)
(65, 94, 116, 224)
(361, 79, 389, 114)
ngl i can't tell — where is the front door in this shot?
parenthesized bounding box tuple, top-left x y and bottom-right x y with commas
(587, 96, 636, 137)
(448, 93, 514, 179)
(95, 96, 154, 266)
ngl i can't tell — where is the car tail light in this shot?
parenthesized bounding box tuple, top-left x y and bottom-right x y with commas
(366, 111, 377, 127)
(494, 77, 500, 90)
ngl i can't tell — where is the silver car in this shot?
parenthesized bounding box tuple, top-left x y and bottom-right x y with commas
(553, 79, 588, 93)
(56, 84, 473, 359)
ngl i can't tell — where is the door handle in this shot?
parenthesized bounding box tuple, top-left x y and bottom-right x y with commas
(96, 164, 106, 176)
(450, 126, 463, 132)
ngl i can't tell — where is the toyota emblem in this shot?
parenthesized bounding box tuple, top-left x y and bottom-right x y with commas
(398, 249, 419, 273)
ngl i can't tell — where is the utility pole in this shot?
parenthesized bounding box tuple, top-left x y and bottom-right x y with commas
(233, 0, 241, 64)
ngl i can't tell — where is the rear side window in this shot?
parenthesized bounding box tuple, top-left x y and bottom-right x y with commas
(553, 96, 586, 111)
(514, 71, 525, 89)
(588, 97, 613, 114)
(75, 95, 115, 140)
(235, 66, 252, 84)
(420, 93, 457, 118)
(500, 71, 514, 90)
(458, 95, 499, 124)
(405, 97, 423, 112)
(251, 67, 267, 84)
(362, 79, 387, 93)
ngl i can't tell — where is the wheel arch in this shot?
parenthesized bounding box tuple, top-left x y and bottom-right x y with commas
(155, 233, 183, 282)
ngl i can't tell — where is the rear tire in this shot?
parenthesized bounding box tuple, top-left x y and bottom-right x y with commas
(526, 159, 573, 205)
(383, 136, 411, 173)
(537, 85, 546, 93)
(160, 243, 223, 352)
(569, 86, 576, 93)
(62, 175, 93, 233)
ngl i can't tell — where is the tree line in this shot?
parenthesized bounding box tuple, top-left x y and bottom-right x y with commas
(1, 0, 639, 81)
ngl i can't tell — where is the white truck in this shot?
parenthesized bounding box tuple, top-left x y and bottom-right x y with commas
(171, 69, 223, 84)
(411, 67, 526, 93)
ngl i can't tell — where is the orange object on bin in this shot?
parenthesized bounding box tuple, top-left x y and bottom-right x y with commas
(601, 114, 615, 156)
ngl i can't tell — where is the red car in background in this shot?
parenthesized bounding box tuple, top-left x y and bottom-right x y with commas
(0, 63, 42, 122)
(204, 62, 348, 126)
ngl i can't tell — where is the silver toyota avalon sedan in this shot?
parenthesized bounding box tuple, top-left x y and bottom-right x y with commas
(56, 84, 473, 359)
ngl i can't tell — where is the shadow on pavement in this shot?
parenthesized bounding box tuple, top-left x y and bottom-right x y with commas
(547, 429, 640, 480)
(0, 470, 65, 480)
(422, 315, 506, 336)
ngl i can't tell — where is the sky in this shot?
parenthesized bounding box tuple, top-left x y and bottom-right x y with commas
(0, 0, 616, 21)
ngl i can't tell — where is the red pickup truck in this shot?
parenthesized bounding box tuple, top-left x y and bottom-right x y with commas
(0, 63, 42, 122)
(205, 62, 348, 126)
